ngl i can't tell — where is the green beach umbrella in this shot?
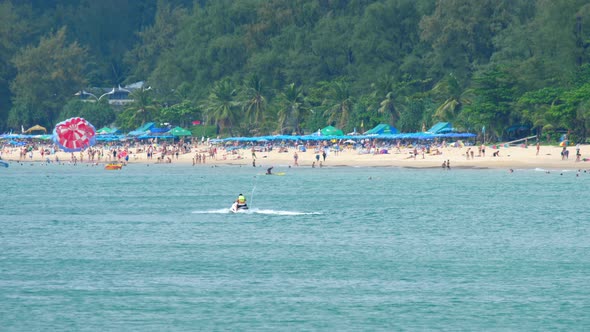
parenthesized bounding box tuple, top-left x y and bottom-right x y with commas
(96, 127, 112, 135)
(169, 126, 192, 137)
(320, 125, 344, 136)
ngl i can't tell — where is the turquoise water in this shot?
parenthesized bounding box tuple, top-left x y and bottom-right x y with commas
(1, 163, 589, 330)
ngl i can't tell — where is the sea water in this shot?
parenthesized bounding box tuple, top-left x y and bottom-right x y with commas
(1, 163, 589, 330)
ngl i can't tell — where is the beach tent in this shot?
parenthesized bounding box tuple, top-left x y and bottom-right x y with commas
(24, 125, 47, 133)
(137, 122, 155, 132)
(96, 134, 125, 142)
(149, 127, 170, 133)
(169, 126, 192, 137)
(364, 123, 398, 135)
(128, 122, 155, 136)
(426, 122, 454, 134)
(137, 133, 174, 139)
(320, 126, 344, 136)
(97, 127, 120, 135)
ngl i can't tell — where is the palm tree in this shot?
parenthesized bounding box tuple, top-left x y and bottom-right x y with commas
(431, 73, 472, 122)
(378, 92, 401, 125)
(241, 74, 267, 127)
(128, 87, 158, 125)
(521, 104, 550, 139)
(323, 80, 353, 129)
(371, 75, 396, 100)
(575, 100, 590, 142)
(371, 75, 401, 125)
(277, 83, 305, 134)
(201, 78, 240, 136)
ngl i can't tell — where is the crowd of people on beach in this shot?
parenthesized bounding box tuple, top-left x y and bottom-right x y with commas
(0, 136, 587, 172)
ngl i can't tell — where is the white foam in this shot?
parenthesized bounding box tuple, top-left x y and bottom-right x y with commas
(191, 208, 320, 216)
(250, 208, 320, 216)
(192, 208, 232, 214)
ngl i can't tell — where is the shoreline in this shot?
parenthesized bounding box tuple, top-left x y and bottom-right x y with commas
(1, 144, 588, 170)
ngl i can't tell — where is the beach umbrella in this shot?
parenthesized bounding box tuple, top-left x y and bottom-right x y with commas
(53, 117, 96, 152)
(96, 127, 113, 135)
(320, 126, 344, 136)
(169, 126, 192, 137)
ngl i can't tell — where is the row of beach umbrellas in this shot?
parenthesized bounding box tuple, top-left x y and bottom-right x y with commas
(2, 131, 476, 144)
(2, 117, 476, 152)
(216, 132, 476, 143)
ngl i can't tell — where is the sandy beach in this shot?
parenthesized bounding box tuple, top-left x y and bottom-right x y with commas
(1, 142, 588, 170)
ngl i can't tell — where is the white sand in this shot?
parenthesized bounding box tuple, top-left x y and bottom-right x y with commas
(2, 143, 587, 170)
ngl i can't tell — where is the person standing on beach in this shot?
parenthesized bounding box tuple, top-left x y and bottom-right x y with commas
(447, 159, 451, 170)
(293, 151, 299, 166)
(536, 142, 540, 156)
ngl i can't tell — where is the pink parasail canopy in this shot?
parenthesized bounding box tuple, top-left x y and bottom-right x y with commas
(53, 117, 96, 152)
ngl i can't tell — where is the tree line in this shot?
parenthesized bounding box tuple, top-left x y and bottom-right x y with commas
(1, 0, 590, 142)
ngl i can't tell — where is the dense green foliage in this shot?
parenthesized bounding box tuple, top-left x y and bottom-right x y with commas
(2, 0, 590, 142)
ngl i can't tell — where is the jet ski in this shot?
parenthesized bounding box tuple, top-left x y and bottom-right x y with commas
(230, 202, 249, 213)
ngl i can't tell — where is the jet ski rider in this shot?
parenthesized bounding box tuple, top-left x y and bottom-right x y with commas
(236, 193, 247, 207)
